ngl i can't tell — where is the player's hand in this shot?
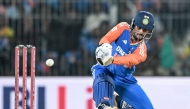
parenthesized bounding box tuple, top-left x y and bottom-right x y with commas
(95, 43, 113, 66)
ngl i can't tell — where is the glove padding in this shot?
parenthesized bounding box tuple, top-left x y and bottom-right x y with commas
(95, 43, 113, 66)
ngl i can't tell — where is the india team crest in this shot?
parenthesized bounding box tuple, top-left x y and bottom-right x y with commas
(142, 15, 149, 25)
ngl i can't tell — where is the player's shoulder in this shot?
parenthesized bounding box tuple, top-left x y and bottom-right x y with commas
(116, 22, 130, 30)
(118, 22, 130, 26)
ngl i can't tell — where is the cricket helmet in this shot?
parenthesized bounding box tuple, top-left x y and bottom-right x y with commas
(131, 11, 155, 43)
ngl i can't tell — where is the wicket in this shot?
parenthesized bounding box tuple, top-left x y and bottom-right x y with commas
(15, 45, 36, 109)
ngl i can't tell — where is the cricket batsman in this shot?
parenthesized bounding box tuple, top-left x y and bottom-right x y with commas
(91, 11, 155, 109)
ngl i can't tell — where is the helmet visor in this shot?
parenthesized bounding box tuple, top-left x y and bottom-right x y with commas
(144, 30, 153, 43)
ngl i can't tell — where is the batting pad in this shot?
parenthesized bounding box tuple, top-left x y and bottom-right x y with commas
(93, 74, 115, 107)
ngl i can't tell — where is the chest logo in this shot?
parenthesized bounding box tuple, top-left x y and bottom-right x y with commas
(122, 40, 127, 44)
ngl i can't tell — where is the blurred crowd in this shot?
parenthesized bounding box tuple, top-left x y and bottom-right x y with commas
(0, 0, 190, 76)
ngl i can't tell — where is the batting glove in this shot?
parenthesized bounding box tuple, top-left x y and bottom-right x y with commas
(95, 43, 113, 66)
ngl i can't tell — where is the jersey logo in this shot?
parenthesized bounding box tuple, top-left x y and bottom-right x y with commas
(122, 40, 127, 44)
